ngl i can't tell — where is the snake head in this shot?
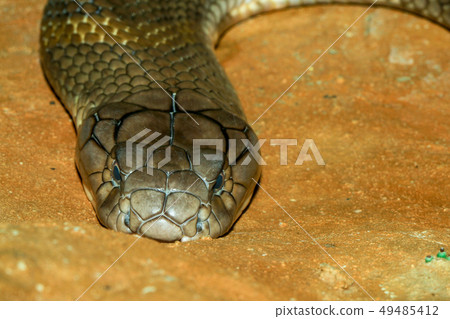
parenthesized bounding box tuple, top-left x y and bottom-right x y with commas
(75, 90, 261, 242)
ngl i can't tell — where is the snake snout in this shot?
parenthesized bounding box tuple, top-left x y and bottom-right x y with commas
(91, 134, 234, 241)
(91, 142, 219, 242)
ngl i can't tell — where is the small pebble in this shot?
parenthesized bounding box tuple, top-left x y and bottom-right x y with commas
(17, 260, 27, 271)
(35, 283, 44, 292)
(164, 275, 176, 282)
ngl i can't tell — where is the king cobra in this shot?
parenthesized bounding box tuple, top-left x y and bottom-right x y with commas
(40, 0, 449, 242)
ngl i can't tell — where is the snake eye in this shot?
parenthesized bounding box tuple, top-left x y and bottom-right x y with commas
(112, 164, 122, 181)
(212, 173, 224, 191)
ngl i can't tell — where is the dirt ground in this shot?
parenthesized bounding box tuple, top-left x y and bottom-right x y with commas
(0, 1, 449, 300)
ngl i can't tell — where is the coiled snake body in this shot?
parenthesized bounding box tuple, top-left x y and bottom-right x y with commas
(40, 0, 449, 242)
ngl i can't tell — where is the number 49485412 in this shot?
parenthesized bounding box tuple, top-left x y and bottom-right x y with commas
(379, 305, 438, 316)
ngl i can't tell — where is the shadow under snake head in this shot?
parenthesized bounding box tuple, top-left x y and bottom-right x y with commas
(75, 90, 261, 242)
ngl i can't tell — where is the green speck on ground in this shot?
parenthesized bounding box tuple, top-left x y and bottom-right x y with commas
(329, 49, 338, 55)
(293, 52, 304, 62)
(396, 76, 412, 83)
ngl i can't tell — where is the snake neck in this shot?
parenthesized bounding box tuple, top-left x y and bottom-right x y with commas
(40, 0, 245, 130)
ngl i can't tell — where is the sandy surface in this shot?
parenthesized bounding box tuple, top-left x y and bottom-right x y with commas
(0, 1, 449, 300)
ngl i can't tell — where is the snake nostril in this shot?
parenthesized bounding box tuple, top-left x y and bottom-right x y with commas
(196, 220, 203, 232)
(212, 173, 224, 190)
(113, 164, 121, 181)
(124, 213, 130, 227)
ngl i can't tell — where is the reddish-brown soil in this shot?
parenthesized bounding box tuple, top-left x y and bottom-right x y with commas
(0, 1, 448, 300)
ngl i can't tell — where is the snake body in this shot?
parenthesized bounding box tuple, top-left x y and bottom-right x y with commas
(40, 0, 449, 242)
